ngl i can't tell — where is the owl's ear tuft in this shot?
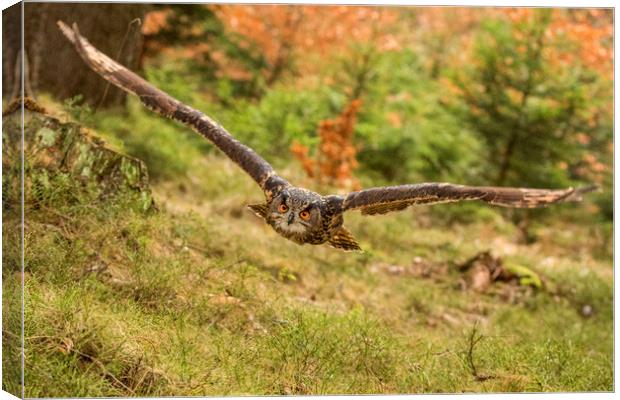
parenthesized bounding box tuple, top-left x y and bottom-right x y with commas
(247, 203, 269, 219)
(328, 226, 362, 252)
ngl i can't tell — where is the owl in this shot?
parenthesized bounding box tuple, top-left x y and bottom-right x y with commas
(58, 22, 597, 251)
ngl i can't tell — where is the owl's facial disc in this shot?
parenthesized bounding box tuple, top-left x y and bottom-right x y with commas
(268, 189, 322, 240)
(275, 203, 313, 234)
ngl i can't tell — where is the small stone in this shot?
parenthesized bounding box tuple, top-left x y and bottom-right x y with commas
(387, 265, 405, 275)
(581, 304, 594, 317)
(210, 294, 241, 305)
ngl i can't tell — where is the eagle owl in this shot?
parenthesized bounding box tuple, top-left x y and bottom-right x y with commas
(58, 22, 596, 251)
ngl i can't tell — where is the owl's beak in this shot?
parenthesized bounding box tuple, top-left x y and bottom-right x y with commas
(287, 213, 294, 225)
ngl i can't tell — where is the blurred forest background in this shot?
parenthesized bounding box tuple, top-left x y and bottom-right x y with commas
(2, 4, 614, 397)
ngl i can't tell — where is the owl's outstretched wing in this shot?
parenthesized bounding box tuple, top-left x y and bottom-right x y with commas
(340, 183, 597, 215)
(58, 21, 288, 197)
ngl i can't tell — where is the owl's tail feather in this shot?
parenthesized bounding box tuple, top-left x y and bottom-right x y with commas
(328, 226, 362, 252)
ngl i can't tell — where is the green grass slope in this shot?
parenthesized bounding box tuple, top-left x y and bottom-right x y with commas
(3, 103, 612, 396)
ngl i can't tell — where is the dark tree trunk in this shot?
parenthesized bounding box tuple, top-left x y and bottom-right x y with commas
(3, 3, 148, 107)
(349, 49, 374, 102)
(495, 132, 518, 186)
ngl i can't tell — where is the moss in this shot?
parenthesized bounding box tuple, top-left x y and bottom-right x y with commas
(2, 103, 153, 211)
(36, 127, 59, 148)
(504, 263, 543, 289)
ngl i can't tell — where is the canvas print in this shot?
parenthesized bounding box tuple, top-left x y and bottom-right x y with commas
(2, 3, 613, 397)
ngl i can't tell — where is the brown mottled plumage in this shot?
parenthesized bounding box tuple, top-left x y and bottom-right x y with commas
(58, 21, 597, 252)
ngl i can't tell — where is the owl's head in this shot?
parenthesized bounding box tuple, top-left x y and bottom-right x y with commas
(267, 187, 324, 243)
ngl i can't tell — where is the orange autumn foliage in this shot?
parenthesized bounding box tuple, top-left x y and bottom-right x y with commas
(292, 99, 363, 190)
(142, 9, 171, 36)
(214, 5, 401, 81)
(552, 10, 612, 76)
(413, 8, 612, 80)
(506, 8, 613, 76)
(290, 142, 316, 178)
(413, 7, 488, 74)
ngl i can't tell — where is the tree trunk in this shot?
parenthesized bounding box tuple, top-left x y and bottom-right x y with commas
(495, 132, 518, 186)
(3, 3, 148, 107)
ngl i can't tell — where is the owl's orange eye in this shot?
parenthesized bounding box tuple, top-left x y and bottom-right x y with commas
(278, 204, 288, 213)
(299, 210, 311, 221)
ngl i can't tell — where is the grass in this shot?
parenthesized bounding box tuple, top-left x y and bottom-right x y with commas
(2, 102, 613, 396)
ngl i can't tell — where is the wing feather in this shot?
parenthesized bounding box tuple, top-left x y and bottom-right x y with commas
(342, 183, 597, 215)
(57, 21, 288, 196)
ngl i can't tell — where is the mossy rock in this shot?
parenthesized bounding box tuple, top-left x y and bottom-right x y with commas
(503, 263, 544, 289)
(2, 99, 153, 212)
